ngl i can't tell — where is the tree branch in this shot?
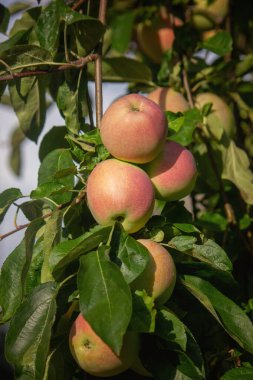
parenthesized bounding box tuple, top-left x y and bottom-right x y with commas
(0, 189, 87, 243)
(94, 0, 107, 128)
(0, 54, 98, 82)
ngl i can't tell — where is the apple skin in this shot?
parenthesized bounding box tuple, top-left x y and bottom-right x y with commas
(136, 14, 183, 64)
(145, 141, 197, 202)
(195, 92, 236, 138)
(69, 313, 139, 377)
(131, 239, 176, 305)
(148, 87, 189, 113)
(100, 94, 167, 164)
(192, 0, 229, 31)
(86, 159, 155, 234)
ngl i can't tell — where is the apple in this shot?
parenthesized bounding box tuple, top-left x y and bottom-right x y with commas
(191, 0, 229, 31)
(147, 87, 189, 113)
(100, 93, 167, 164)
(136, 13, 183, 64)
(195, 92, 236, 138)
(131, 239, 176, 305)
(69, 313, 139, 377)
(145, 141, 197, 202)
(86, 158, 155, 233)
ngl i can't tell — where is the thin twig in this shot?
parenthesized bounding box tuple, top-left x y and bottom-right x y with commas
(72, 0, 86, 11)
(0, 189, 87, 243)
(94, 0, 107, 128)
(0, 54, 98, 82)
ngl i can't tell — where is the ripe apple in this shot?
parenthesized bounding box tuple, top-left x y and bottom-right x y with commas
(145, 141, 197, 202)
(86, 159, 155, 233)
(100, 93, 167, 164)
(191, 0, 229, 31)
(69, 313, 139, 377)
(136, 13, 183, 64)
(147, 87, 189, 113)
(195, 92, 236, 138)
(131, 239, 176, 305)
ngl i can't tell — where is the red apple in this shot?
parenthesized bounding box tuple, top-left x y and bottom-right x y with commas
(136, 14, 183, 64)
(131, 239, 176, 305)
(86, 159, 155, 233)
(148, 87, 189, 113)
(69, 313, 139, 377)
(145, 141, 197, 201)
(195, 92, 236, 138)
(100, 94, 167, 164)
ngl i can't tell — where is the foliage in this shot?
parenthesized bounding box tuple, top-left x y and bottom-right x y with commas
(0, 0, 253, 379)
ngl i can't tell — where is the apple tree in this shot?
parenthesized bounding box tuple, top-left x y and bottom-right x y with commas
(0, 0, 253, 379)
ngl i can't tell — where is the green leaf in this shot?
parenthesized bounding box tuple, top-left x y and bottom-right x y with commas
(169, 237, 232, 272)
(35, 0, 62, 54)
(57, 70, 87, 135)
(0, 219, 44, 322)
(166, 108, 202, 146)
(192, 239, 232, 271)
(173, 223, 200, 233)
(109, 224, 150, 284)
(181, 275, 253, 354)
(111, 11, 135, 53)
(41, 210, 63, 283)
(201, 31, 233, 56)
(4, 44, 52, 68)
(19, 200, 44, 221)
(78, 247, 132, 354)
(0, 4, 10, 33)
(9, 7, 41, 37)
(35, 0, 104, 55)
(178, 262, 238, 293)
(156, 308, 187, 352)
(236, 53, 253, 76)
(49, 225, 111, 276)
(197, 211, 228, 232)
(39, 126, 69, 162)
(129, 290, 156, 333)
(30, 182, 70, 200)
(168, 236, 197, 252)
(222, 141, 253, 205)
(90, 57, 153, 84)
(0, 187, 22, 224)
(36, 149, 75, 204)
(0, 30, 29, 55)
(5, 282, 57, 380)
(220, 367, 253, 380)
(9, 76, 46, 142)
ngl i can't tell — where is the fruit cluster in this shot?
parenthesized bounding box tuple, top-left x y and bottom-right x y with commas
(87, 93, 197, 234)
(69, 93, 197, 377)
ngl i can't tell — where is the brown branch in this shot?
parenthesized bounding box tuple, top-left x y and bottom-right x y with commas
(0, 54, 98, 82)
(72, 0, 86, 11)
(94, 0, 107, 128)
